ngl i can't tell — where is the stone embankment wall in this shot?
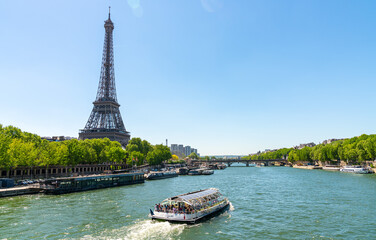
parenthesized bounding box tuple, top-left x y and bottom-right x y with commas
(0, 163, 128, 181)
(0, 163, 187, 181)
(295, 160, 376, 167)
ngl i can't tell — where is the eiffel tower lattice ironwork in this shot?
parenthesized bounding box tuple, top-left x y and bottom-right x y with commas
(79, 8, 130, 147)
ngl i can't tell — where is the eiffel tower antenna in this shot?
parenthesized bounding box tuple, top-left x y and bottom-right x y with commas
(79, 9, 131, 147)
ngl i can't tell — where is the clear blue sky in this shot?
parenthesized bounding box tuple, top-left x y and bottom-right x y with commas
(1, 0, 376, 155)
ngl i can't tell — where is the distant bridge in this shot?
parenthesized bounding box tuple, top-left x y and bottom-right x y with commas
(191, 159, 288, 167)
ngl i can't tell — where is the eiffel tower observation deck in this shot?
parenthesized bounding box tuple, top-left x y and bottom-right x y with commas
(79, 8, 130, 147)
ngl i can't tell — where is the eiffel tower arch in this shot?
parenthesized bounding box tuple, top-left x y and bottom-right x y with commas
(79, 9, 130, 147)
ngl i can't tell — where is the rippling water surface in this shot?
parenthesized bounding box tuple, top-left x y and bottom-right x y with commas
(1, 167, 376, 239)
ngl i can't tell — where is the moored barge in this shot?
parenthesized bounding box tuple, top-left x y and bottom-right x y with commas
(187, 168, 214, 175)
(150, 188, 230, 224)
(146, 171, 178, 180)
(40, 172, 145, 194)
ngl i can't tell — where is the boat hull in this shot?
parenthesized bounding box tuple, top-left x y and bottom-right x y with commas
(147, 173, 178, 180)
(322, 167, 340, 171)
(41, 173, 145, 195)
(44, 179, 144, 195)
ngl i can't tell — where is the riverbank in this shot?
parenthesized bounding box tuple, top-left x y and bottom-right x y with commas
(293, 165, 322, 170)
(1, 166, 375, 239)
(292, 164, 376, 174)
(0, 163, 187, 198)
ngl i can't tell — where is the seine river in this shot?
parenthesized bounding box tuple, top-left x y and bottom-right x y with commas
(1, 166, 376, 239)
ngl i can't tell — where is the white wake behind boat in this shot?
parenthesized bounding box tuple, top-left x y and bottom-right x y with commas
(340, 166, 369, 174)
(150, 188, 230, 224)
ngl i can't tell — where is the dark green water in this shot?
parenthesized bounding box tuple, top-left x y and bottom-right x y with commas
(1, 167, 376, 239)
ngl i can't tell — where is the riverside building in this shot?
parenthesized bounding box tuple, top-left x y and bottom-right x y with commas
(170, 143, 199, 157)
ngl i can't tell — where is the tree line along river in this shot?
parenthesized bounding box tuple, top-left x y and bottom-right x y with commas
(0, 166, 375, 240)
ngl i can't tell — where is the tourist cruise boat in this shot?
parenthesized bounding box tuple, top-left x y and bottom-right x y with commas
(150, 188, 230, 223)
(146, 171, 178, 180)
(340, 166, 369, 174)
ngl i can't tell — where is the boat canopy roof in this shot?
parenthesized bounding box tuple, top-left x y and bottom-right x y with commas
(178, 188, 217, 201)
(163, 188, 221, 205)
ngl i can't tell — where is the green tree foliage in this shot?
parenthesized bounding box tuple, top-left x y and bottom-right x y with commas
(124, 138, 171, 166)
(125, 138, 153, 156)
(127, 151, 144, 166)
(0, 133, 12, 169)
(248, 134, 376, 164)
(0, 125, 128, 168)
(245, 148, 292, 161)
(146, 144, 172, 165)
(125, 138, 154, 166)
(8, 139, 36, 168)
(188, 152, 199, 159)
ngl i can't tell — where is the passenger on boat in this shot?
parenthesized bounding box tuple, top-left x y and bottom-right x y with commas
(154, 198, 222, 214)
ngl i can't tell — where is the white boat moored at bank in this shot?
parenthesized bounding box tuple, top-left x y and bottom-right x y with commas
(150, 188, 230, 223)
(322, 165, 341, 171)
(340, 166, 369, 174)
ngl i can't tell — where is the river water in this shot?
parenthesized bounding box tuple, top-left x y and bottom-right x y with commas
(1, 166, 375, 239)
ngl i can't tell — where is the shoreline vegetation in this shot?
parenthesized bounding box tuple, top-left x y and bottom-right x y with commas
(241, 134, 376, 167)
(2, 124, 376, 176)
(0, 124, 172, 176)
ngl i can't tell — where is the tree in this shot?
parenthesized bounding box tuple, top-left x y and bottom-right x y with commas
(141, 140, 153, 155)
(288, 150, 298, 163)
(0, 134, 12, 171)
(8, 138, 37, 167)
(125, 138, 153, 165)
(36, 139, 56, 167)
(88, 138, 111, 163)
(146, 145, 172, 165)
(126, 138, 153, 155)
(128, 151, 144, 166)
(55, 144, 69, 165)
(126, 143, 140, 153)
(364, 138, 376, 160)
(0, 125, 165, 168)
(64, 139, 85, 166)
(1, 125, 23, 139)
(106, 146, 125, 163)
(188, 152, 199, 159)
(297, 147, 312, 162)
(171, 154, 179, 160)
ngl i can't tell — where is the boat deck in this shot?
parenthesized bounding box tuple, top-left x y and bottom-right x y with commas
(0, 184, 41, 198)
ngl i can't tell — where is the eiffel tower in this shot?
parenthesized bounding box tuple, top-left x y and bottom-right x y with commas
(79, 8, 130, 147)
